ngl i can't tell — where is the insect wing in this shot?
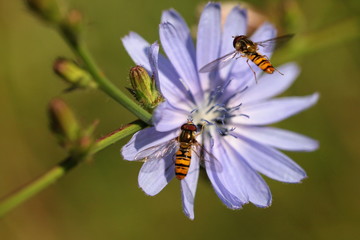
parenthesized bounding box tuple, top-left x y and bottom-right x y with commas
(192, 142, 222, 172)
(255, 34, 294, 52)
(134, 139, 178, 162)
(199, 51, 237, 73)
(135, 139, 178, 174)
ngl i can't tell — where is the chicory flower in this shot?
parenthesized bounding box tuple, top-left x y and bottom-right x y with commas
(121, 3, 318, 219)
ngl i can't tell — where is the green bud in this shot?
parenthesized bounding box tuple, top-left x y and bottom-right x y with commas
(48, 98, 80, 148)
(129, 66, 163, 112)
(25, 0, 63, 23)
(60, 9, 84, 47)
(48, 98, 98, 161)
(53, 58, 97, 91)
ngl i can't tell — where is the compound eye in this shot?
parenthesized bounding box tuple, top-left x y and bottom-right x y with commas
(181, 123, 197, 131)
(232, 36, 241, 48)
(232, 39, 237, 48)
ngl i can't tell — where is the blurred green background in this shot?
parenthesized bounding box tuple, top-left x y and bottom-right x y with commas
(1, 0, 360, 239)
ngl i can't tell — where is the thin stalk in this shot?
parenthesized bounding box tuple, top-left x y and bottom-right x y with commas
(0, 120, 147, 218)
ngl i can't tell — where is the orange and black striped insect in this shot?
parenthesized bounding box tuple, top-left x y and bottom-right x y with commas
(174, 122, 198, 179)
(199, 34, 294, 81)
(134, 121, 221, 180)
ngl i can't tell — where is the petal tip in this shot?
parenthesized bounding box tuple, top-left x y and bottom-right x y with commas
(312, 92, 320, 102)
(138, 182, 159, 197)
(292, 172, 308, 183)
(205, 2, 221, 9)
(306, 92, 320, 108)
(254, 200, 272, 208)
(298, 174, 308, 183)
(122, 31, 139, 40)
(183, 210, 195, 220)
(150, 41, 159, 48)
(161, 8, 178, 20)
(139, 187, 156, 197)
(120, 148, 127, 160)
(121, 144, 134, 161)
(254, 191, 273, 208)
(231, 5, 247, 16)
(308, 139, 320, 151)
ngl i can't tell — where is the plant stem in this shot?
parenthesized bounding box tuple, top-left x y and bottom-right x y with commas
(0, 120, 147, 218)
(93, 120, 146, 153)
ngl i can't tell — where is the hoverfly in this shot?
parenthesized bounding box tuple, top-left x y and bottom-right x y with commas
(135, 121, 221, 180)
(199, 34, 294, 80)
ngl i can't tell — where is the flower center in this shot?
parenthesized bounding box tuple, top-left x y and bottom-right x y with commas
(191, 79, 249, 137)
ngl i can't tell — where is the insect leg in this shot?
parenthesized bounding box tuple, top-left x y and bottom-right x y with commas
(195, 123, 206, 137)
(273, 66, 284, 75)
(246, 59, 257, 83)
(235, 54, 246, 60)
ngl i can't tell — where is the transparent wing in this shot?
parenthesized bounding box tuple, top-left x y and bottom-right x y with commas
(139, 147, 176, 174)
(134, 139, 179, 162)
(255, 34, 294, 51)
(199, 51, 238, 73)
(192, 142, 223, 172)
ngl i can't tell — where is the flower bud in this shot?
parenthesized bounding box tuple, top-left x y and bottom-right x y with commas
(48, 98, 80, 148)
(53, 58, 97, 91)
(48, 98, 98, 161)
(60, 9, 84, 46)
(129, 66, 163, 112)
(25, 0, 63, 23)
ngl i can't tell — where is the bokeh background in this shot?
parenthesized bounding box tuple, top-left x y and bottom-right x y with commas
(1, 0, 360, 239)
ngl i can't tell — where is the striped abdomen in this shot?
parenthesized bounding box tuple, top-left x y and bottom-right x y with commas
(175, 143, 191, 180)
(248, 53, 275, 74)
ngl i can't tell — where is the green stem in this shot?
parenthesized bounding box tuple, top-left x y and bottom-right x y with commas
(58, 22, 152, 124)
(92, 120, 147, 153)
(0, 120, 147, 218)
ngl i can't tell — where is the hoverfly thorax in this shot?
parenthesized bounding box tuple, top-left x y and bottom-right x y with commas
(233, 35, 257, 53)
(179, 123, 197, 143)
